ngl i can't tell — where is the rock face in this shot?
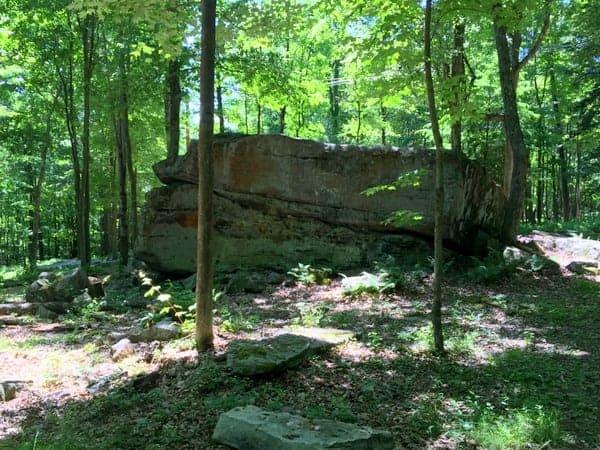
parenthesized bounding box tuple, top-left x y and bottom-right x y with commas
(212, 405, 394, 450)
(137, 134, 505, 274)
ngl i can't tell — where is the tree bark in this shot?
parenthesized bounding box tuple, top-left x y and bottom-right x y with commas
(493, 13, 529, 243)
(329, 60, 341, 143)
(550, 69, 570, 221)
(80, 13, 96, 270)
(196, 0, 217, 353)
(165, 58, 181, 163)
(450, 21, 465, 155)
(424, 0, 444, 355)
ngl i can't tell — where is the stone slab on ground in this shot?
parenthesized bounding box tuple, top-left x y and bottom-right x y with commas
(212, 405, 394, 450)
(226, 333, 333, 376)
(277, 327, 355, 345)
(0, 383, 17, 402)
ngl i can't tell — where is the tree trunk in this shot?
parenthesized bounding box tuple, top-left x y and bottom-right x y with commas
(165, 58, 181, 163)
(256, 101, 262, 134)
(424, 0, 444, 355)
(29, 94, 58, 270)
(450, 21, 465, 155)
(196, 0, 217, 353)
(279, 105, 286, 134)
(550, 70, 570, 221)
(80, 13, 96, 270)
(329, 60, 341, 143)
(493, 15, 529, 243)
(216, 74, 225, 134)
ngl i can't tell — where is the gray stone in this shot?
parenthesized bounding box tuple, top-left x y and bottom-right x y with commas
(53, 269, 88, 302)
(111, 338, 135, 361)
(341, 272, 388, 295)
(0, 303, 37, 315)
(87, 369, 127, 394)
(279, 327, 355, 345)
(226, 272, 268, 294)
(503, 246, 529, 264)
(566, 260, 599, 275)
(137, 135, 504, 274)
(129, 319, 181, 343)
(0, 383, 17, 402)
(37, 304, 59, 320)
(25, 278, 56, 303)
(226, 334, 332, 377)
(212, 405, 394, 450)
(73, 291, 92, 307)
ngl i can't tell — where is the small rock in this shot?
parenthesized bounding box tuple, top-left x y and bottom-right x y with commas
(129, 319, 181, 343)
(87, 369, 127, 394)
(503, 246, 528, 264)
(37, 304, 58, 320)
(566, 260, 599, 275)
(111, 338, 135, 361)
(73, 291, 92, 307)
(0, 383, 17, 402)
(212, 405, 394, 450)
(226, 272, 268, 294)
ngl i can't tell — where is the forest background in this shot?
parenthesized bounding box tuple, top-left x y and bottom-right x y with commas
(1, 0, 599, 269)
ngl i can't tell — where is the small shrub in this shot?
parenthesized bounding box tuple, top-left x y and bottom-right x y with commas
(464, 249, 518, 284)
(287, 263, 332, 285)
(292, 302, 329, 327)
(472, 406, 561, 450)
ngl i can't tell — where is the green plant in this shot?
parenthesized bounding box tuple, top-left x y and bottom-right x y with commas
(464, 249, 518, 284)
(472, 406, 561, 449)
(292, 302, 329, 327)
(219, 310, 260, 333)
(287, 263, 332, 285)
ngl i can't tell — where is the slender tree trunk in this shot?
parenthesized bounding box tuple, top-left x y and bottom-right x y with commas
(216, 73, 225, 134)
(329, 60, 341, 143)
(550, 70, 570, 221)
(279, 105, 286, 134)
(185, 101, 191, 150)
(380, 103, 387, 145)
(424, 0, 444, 355)
(29, 94, 58, 270)
(450, 21, 465, 155)
(115, 114, 129, 267)
(493, 14, 529, 243)
(80, 13, 96, 270)
(196, 0, 217, 353)
(256, 101, 262, 134)
(355, 101, 362, 143)
(165, 58, 181, 163)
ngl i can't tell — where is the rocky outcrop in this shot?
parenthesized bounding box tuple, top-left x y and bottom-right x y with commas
(137, 135, 505, 274)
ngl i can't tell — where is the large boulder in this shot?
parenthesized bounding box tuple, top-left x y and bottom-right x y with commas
(212, 405, 394, 450)
(137, 135, 505, 274)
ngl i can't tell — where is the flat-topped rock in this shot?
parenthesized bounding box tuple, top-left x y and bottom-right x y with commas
(137, 135, 505, 274)
(226, 333, 333, 376)
(212, 405, 394, 449)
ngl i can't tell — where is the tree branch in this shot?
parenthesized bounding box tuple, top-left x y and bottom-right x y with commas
(515, 1, 552, 76)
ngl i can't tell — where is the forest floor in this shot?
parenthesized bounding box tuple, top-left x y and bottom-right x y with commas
(0, 245, 599, 449)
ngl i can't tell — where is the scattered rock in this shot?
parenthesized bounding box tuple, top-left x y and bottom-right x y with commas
(87, 369, 127, 394)
(37, 304, 59, 320)
(25, 278, 55, 303)
(226, 333, 332, 377)
(566, 260, 599, 275)
(129, 319, 181, 343)
(131, 370, 160, 392)
(87, 276, 105, 299)
(0, 303, 37, 316)
(503, 246, 529, 264)
(212, 405, 394, 450)
(73, 291, 92, 307)
(341, 272, 388, 295)
(278, 327, 355, 345)
(0, 383, 17, 402)
(226, 272, 268, 294)
(111, 338, 135, 361)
